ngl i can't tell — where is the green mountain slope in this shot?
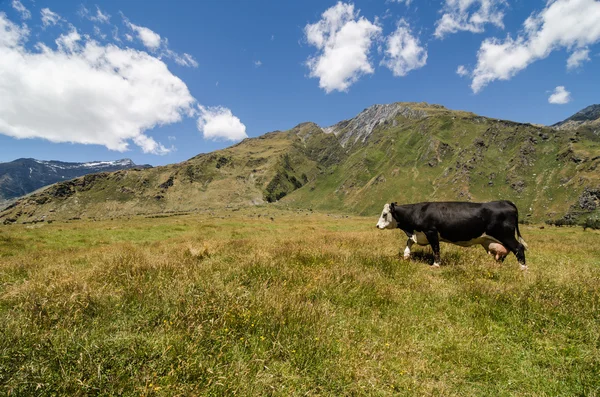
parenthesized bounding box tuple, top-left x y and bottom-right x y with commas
(0, 122, 340, 223)
(1, 102, 599, 224)
(285, 105, 600, 223)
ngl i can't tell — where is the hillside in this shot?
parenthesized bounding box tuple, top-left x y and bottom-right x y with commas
(0, 158, 149, 209)
(553, 104, 600, 130)
(1, 102, 599, 224)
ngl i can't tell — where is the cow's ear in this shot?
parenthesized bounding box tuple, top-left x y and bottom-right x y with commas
(390, 202, 395, 211)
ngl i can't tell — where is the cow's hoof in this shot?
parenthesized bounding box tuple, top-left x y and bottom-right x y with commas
(431, 262, 441, 268)
(403, 255, 411, 260)
(520, 264, 528, 271)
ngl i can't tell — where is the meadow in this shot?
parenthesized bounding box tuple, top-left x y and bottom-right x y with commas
(1, 208, 599, 396)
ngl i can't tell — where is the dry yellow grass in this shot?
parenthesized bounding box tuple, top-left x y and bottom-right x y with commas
(1, 209, 599, 395)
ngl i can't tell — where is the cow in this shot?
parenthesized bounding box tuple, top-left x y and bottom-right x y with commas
(376, 200, 528, 270)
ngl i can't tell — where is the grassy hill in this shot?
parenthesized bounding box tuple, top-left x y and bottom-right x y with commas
(1, 102, 599, 224)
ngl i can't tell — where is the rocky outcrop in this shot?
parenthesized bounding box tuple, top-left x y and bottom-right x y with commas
(578, 188, 600, 211)
(324, 103, 430, 147)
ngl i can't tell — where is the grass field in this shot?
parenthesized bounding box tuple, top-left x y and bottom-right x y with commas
(1, 209, 599, 396)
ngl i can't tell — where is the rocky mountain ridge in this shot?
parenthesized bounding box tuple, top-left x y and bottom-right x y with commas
(552, 104, 600, 130)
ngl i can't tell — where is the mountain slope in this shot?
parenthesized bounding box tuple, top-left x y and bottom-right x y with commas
(286, 106, 600, 223)
(0, 158, 149, 208)
(1, 102, 599, 224)
(0, 123, 342, 223)
(553, 104, 600, 130)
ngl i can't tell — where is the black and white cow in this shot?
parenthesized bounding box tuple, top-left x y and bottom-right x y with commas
(376, 200, 528, 270)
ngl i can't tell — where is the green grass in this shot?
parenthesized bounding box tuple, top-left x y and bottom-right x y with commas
(1, 210, 600, 395)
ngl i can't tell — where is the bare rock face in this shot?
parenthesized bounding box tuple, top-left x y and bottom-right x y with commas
(324, 103, 430, 147)
(578, 188, 600, 211)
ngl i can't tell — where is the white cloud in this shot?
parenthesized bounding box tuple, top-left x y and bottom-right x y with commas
(11, 0, 30, 20)
(471, 0, 600, 93)
(567, 47, 590, 70)
(197, 106, 247, 141)
(381, 19, 427, 76)
(435, 0, 507, 39)
(123, 18, 161, 50)
(121, 15, 198, 68)
(55, 28, 81, 52)
(79, 6, 110, 24)
(0, 13, 196, 154)
(304, 2, 381, 93)
(456, 65, 470, 76)
(548, 86, 571, 104)
(169, 51, 198, 67)
(91, 6, 111, 24)
(254, 60, 262, 67)
(391, 0, 413, 5)
(112, 27, 121, 42)
(41, 8, 61, 28)
(0, 11, 28, 47)
(93, 25, 107, 40)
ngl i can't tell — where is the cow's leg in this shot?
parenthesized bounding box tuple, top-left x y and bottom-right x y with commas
(499, 237, 527, 270)
(402, 238, 414, 259)
(424, 231, 441, 267)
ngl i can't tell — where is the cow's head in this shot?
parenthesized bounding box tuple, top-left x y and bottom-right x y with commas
(376, 202, 398, 230)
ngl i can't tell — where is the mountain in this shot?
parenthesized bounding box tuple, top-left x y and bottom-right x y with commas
(1, 102, 599, 224)
(0, 158, 150, 208)
(553, 104, 600, 130)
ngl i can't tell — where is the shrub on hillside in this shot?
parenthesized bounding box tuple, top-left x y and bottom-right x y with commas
(582, 217, 600, 231)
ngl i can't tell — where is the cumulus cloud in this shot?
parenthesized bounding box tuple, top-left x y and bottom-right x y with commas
(381, 19, 427, 76)
(305, 2, 381, 93)
(11, 0, 30, 20)
(197, 106, 248, 141)
(254, 60, 262, 67)
(471, 0, 600, 93)
(567, 47, 590, 70)
(41, 8, 61, 28)
(435, 0, 506, 39)
(456, 65, 470, 76)
(0, 13, 197, 154)
(548, 86, 571, 104)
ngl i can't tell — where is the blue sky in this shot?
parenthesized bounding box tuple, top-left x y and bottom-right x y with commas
(0, 0, 598, 166)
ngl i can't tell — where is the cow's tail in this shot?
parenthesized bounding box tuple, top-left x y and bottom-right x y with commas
(516, 223, 528, 250)
(507, 200, 528, 250)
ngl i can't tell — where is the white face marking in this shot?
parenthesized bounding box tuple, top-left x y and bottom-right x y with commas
(376, 203, 397, 230)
